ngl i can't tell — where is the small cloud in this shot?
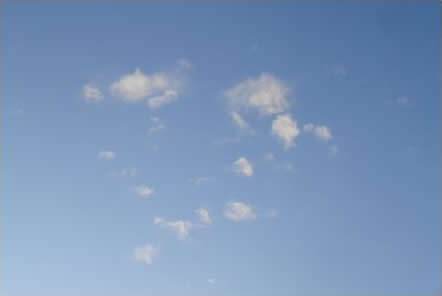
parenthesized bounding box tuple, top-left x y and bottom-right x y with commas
(333, 64, 348, 78)
(133, 185, 154, 198)
(110, 67, 185, 109)
(272, 114, 300, 149)
(110, 168, 137, 177)
(149, 117, 166, 133)
(208, 278, 216, 285)
(189, 176, 211, 185)
(329, 145, 339, 156)
(230, 111, 249, 130)
(195, 208, 212, 224)
(303, 123, 332, 141)
(264, 152, 275, 161)
(134, 243, 158, 265)
(177, 58, 192, 69)
(265, 209, 279, 218)
(226, 73, 290, 116)
(83, 83, 103, 103)
(224, 201, 256, 222)
(232, 157, 253, 177)
(396, 96, 412, 106)
(154, 217, 192, 240)
(213, 136, 241, 145)
(277, 162, 294, 172)
(98, 150, 116, 160)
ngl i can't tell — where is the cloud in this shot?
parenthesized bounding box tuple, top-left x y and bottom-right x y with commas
(98, 150, 116, 160)
(224, 201, 256, 222)
(271, 114, 300, 149)
(226, 73, 290, 115)
(110, 167, 137, 177)
(232, 157, 253, 177)
(83, 83, 103, 102)
(195, 208, 212, 224)
(396, 96, 411, 105)
(147, 89, 178, 109)
(329, 145, 339, 156)
(264, 152, 275, 161)
(207, 278, 216, 285)
(333, 64, 348, 78)
(133, 185, 154, 198)
(110, 67, 185, 109)
(149, 117, 166, 133)
(154, 217, 192, 240)
(189, 176, 211, 185)
(265, 209, 279, 218)
(230, 111, 249, 129)
(134, 243, 158, 264)
(303, 123, 332, 141)
(177, 58, 192, 69)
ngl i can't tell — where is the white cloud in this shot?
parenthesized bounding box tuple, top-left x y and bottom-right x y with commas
(110, 68, 183, 109)
(224, 201, 256, 222)
(134, 185, 154, 198)
(230, 111, 249, 129)
(207, 278, 216, 285)
(83, 84, 103, 102)
(154, 217, 192, 240)
(134, 243, 158, 265)
(271, 114, 300, 149)
(303, 123, 332, 141)
(226, 73, 290, 115)
(98, 150, 116, 160)
(232, 157, 253, 177)
(195, 208, 212, 224)
(147, 89, 178, 109)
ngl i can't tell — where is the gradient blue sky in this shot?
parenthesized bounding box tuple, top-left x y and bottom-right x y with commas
(1, 2, 440, 296)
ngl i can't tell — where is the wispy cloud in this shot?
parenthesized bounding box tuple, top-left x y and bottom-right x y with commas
(98, 150, 116, 160)
(83, 83, 103, 103)
(224, 201, 256, 222)
(133, 185, 154, 198)
(154, 217, 192, 240)
(134, 243, 158, 265)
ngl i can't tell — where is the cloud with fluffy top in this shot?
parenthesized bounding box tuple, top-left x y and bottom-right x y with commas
(224, 201, 256, 222)
(133, 184, 154, 198)
(195, 208, 212, 224)
(272, 114, 300, 149)
(226, 73, 290, 115)
(83, 84, 103, 103)
(110, 63, 187, 109)
(303, 123, 332, 141)
(154, 217, 192, 240)
(232, 157, 253, 177)
(134, 243, 158, 265)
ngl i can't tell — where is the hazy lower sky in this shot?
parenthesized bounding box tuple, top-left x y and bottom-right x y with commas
(1, 2, 440, 296)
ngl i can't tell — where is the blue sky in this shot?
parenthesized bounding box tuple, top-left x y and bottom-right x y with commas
(1, 2, 440, 296)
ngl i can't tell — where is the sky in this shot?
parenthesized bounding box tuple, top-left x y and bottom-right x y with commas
(1, 1, 440, 296)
